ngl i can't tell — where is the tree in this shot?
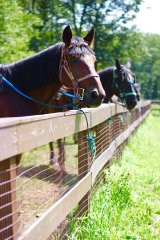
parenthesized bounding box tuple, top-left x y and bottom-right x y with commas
(132, 33, 160, 99)
(60, 0, 143, 68)
(0, 0, 41, 63)
(18, 0, 143, 57)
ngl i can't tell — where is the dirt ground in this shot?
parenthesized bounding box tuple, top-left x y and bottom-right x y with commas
(17, 136, 78, 235)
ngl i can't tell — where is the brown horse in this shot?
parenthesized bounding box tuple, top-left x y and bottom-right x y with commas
(0, 26, 105, 169)
(0, 26, 105, 118)
(47, 59, 139, 173)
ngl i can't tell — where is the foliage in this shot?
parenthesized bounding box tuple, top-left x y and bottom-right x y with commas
(132, 33, 160, 99)
(17, 0, 143, 64)
(0, 0, 41, 63)
(0, 0, 160, 99)
(69, 112, 160, 239)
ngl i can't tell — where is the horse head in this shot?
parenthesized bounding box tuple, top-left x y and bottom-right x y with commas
(59, 26, 105, 108)
(113, 59, 138, 110)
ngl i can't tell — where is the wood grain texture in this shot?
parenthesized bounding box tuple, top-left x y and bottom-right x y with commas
(18, 173, 91, 240)
(0, 102, 151, 161)
(16, 107, 150, 240)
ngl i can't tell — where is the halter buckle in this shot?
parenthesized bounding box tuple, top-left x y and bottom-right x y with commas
(73, 88, 84, 107)
(120, 93, 124, 98)
(64, 60, 68, 65)
(77, 88, 84, 101)
(75, 88, 84, 100)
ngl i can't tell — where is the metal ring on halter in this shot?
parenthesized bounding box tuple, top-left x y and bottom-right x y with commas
(76, 88, 84, 101)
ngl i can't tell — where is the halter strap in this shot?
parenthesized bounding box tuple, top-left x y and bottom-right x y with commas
(77, 73, 99, 83)
(59, 44, 99, 100)
(63, 63, 99, 83)
(124, 92, 137, 97)
(112, 68, 136, 99)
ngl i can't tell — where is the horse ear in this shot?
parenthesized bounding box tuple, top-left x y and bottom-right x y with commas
(115, 59, 121, 70)
(84, 28, 95, 46)
(62, 25, 72, 47)
(125, 61, 131, 69)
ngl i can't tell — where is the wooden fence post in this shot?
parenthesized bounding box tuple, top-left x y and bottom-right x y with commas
(0, 157, 19, 240)
(95, 124, 103, 157)
(103, 120, 109, 150)
(77, 130, 89, 217)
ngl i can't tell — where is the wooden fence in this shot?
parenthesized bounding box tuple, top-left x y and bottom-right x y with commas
(0, 100, 151, 240)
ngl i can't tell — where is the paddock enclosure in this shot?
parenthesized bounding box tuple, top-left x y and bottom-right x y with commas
(0, 101, 151, 240)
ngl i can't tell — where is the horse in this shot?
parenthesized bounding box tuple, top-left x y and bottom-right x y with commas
(99, 59, 137, 109)
(0, 26, 106, 171)
(47, 59, 139, 173)
(0, 25, 105, 118)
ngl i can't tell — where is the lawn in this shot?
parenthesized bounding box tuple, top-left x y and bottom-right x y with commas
(69, 110, 160, 240)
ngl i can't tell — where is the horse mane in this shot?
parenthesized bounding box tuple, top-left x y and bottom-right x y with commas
(0, 43, 62, 92)
(98, 66, 114, 82)
(0, 36, 95, 93)
(66, 37, 95, 56)
(98, 65, 132, 81)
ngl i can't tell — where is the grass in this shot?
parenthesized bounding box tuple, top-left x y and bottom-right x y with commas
(69, 111, 160, 240)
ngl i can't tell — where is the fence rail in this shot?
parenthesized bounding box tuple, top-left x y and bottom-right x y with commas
(0, 100, 151, 240)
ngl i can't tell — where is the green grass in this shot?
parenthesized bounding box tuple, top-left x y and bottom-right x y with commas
(151, 103, 160, 111)
(69, 111, 160, 240)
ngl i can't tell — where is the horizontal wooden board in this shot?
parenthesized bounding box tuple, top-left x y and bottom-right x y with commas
(0, 101, 151, 161)
(18, 108, 150, 240)
(91, 109, 150, 184)
(19, 173, 92, 240)
(0, 126, 18, 161)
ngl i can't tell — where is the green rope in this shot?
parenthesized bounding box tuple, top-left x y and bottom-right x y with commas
(78, 109, 96, 160)
(108, 103, 113, 127)
(87, 132, 96, 160)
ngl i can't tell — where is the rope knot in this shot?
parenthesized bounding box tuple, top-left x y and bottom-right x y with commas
(87, 132, 96, 159)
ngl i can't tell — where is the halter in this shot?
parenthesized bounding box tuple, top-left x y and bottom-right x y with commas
(59, 44, 99, 103)
(112, 68, 137, 104)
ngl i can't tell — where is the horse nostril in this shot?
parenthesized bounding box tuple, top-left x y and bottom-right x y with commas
(127, 99, 137, 108)
(91, 91, 99, 100)
(131, 99, 137, 105)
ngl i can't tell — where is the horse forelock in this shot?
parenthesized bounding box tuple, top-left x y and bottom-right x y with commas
(65, 36, 95, 56)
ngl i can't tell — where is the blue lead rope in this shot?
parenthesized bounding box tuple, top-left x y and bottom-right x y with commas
(0, 75, 96, 158)
(58, 89, 80, 99)
(0, 76, 75, 109)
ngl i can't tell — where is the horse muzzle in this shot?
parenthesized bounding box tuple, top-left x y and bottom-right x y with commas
(83, 88, 105, 108)
(125, 96, 137, 110)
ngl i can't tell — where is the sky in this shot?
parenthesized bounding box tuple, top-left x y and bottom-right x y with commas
(129, 0, 160, 34)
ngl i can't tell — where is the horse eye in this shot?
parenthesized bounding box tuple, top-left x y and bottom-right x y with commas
(71, 57, 79, 63)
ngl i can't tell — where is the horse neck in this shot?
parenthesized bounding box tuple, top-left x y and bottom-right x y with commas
(1, 43, 62, 98)
(98, 67, 115, 102)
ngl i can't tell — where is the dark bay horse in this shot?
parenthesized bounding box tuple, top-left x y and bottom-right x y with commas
(99, 59, 138, 109)
(47, 59, 138, 114)
(47, 59, 139, 173)
(0, 26, 105, 118)
(0, 26, 106, 171)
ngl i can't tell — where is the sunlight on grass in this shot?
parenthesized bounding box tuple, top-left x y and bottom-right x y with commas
(69, 111, 160, 240)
